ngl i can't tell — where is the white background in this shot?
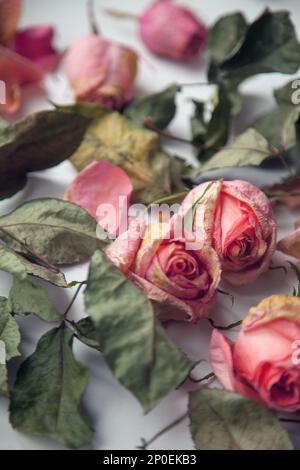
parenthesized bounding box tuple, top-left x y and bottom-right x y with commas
(0, 0, 300, 450)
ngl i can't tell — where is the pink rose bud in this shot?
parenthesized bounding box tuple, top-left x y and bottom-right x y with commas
(65, 160, 133, 238)
(12, 25, 60, 72)
(139, 0, 207, 61)
(106, 214, 221, 322)
(64, 34, 138, 109)
(179, 180, 276, 285)
(210, 295, 300, 412)
(0, 0, 22, 45)
(0, 45, 43, 115)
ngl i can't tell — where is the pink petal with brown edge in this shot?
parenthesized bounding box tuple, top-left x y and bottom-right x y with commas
(277, 227, 300, 260)
(0, 0, 22, 45)
(64, 34, 137, 109)
(0, 45, 43, 115)
(65, 160, 133, 238)
(12, 25, 60, 72)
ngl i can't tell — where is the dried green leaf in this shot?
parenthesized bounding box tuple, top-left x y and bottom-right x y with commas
(8, 278, 62, 322)
(75, 317, 101, 351)
(0, 110, 90, 200)
(10, 325, 93, 449)
(0, 199, 104, 265)
(207, 12, 248, 63)
(0, 297, 21, 396)
(124, 84, 179, 130)
(198, 128, 274, 173)
(210, 10, 300, 87)
(84, 250, 194, 413)
(67, 105, 186, 204)
(0, 243, 67, 287)
(189, 389, 294, 450)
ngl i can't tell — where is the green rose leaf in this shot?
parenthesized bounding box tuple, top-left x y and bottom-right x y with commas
(0, 244, 67, 287)
(191, 86, 232, 161)
(189, 389, 294, 450)
(0, 245, 28, 280)
(75, 317, 102, 352)
(84, 250, 194, 413)
(10, 325, 93, 449)
(124, 84, 179, 130)
(8, 278, 62, 322)
(65, 104, 187, 204)
(252, 78, 300, 161)
(0, 110, 90, 200)
(209, 10, 300, 86)
(0, 298, 21, 396)
(0, 199, 104, 265)
(207, 12, 248, 63)
(198, 128, 275, 173)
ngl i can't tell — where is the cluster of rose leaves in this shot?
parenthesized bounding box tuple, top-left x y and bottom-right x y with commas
(1, 1, 300, 450)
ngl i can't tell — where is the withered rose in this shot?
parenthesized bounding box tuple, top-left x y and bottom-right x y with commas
(139, 0, 207, 61)
(179, 180, 277, 285)
(210, 295, 300, 412)
(64, 34, 138, 109)
(106, 215, 221, 322)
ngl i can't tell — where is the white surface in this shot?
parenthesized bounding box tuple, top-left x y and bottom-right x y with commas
(1, 0, 300, 450)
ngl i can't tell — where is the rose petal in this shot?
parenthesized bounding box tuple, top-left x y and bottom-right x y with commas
(65, 160, 133, 237)
(277, 227, 300, 259)
(0, 45, 43, 115)
(12, 25, 60, 72)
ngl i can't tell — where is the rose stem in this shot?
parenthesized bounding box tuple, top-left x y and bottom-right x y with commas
(0, 226, 61, 274)
(104, 8, 138, 21)
(137, 412, 188, 450)
(63, 281, 87, 318)
(88, 0, 100, 35)
(144, 117, 196, 146)
(207, 318, 242, 331)
(279, 418, 300, 424)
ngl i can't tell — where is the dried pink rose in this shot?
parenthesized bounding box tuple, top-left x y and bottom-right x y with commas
(179, 180, 277, 285)
(12, 25, 60, 72)
(0, 45, 43, 115)
(139, 0, 207, 61)
(65, 160, 133, 237)
(106, 214, 221, 322)
(64, 34, 138, 109)
(210, 295, 300, 412)
(0, 0, 22, 45)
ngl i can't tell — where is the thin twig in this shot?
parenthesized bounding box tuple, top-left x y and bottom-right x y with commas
(0, 226, 61, 273)
(188, 371, 216, 384)
(207, 318, 242, 331)
(144, 117, 195, 145)
(104, 7, 138, 20)
(137, 413, 188, 449)
(88, 0, 100, 35)
(63, 281, 87, 318)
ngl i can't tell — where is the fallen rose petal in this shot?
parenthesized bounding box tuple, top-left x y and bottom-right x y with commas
(65, 160, 133, 237)
(277, 228, 300, 259)
(139, 0, 207, 61)
(0, 45, 43, 115)
(12, 25, 60, 72)
(64, 34, 138, 109)
(0, 0, 22, 45)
